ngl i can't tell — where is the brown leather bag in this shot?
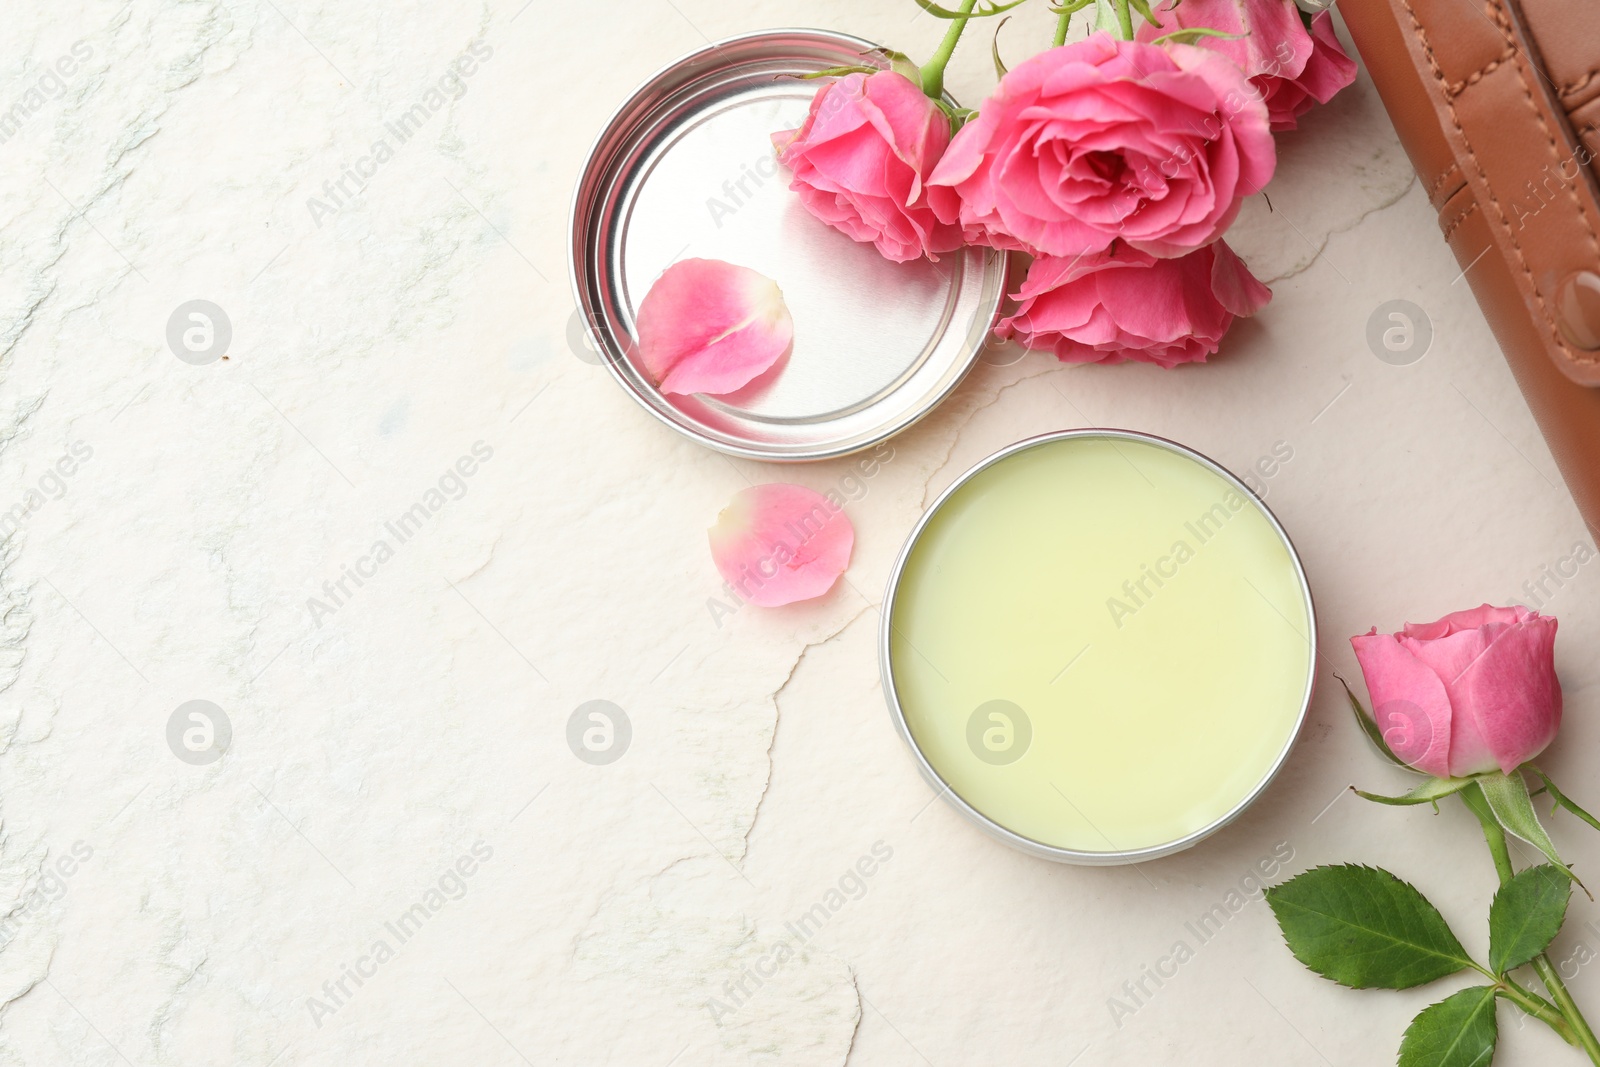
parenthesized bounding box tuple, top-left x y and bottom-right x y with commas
(1341, 0, 1600, 535)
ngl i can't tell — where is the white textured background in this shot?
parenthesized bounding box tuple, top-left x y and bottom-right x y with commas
(0, 1, 1596, 1064)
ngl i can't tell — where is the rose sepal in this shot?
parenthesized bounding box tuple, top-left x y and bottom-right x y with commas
(934, 101, 978, 128)
(797, 49, 926, 85)
(1152, 27, 1247, 46)
(1530, 766, 1600, 835)
(1339, 674, 1412, 769)
(910, 0, 1031, 18)
(1092, 0, 1127, 37)
(1354, 776, 1474, 810)
(798, 64, 882, 81)
(859, 46, 926, 84)
(1126, 0, 1162, 26)
(1466, 773, 1591, 899)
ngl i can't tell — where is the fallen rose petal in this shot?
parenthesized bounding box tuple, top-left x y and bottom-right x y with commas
(708, 484, 854, 607)
(635, 259, 794, 395)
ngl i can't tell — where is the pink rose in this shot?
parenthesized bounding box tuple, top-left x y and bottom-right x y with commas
(1136, 2, 1357, 132)
(926, 33, 1275, 259)
(1351, 605, 1562, 778)
(1263, 13, 1359, 131)
(994, 240, 1270, 367)
(773, 70, 963, 264)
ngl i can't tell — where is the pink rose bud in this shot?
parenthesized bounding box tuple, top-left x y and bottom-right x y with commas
(1350, 605, 1562, 778)
(774, 70, 964, 264)
(994, 240, 1271, 367)
(1136, 1, 1358, 132)
(926, 33, 1276, 260)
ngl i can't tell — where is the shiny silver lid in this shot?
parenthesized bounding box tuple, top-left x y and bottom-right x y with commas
(569, 29, 1009, 461)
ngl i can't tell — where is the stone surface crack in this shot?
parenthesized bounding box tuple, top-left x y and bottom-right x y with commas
(839, 966, 865, 1067)
(738, 604, 874, 865)
(918, 365, 1056, 510)
(0, 397, 43, 705)
(1263, 170, 1418, 284)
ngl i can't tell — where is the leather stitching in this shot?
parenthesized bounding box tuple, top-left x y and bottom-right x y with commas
(1396, 0, 1592, 367)
(1560, 69, 1599, 100)
(1427, 162, 1462, 201)
(1493, 0, 1600, 365)
(1442, 200, 1480, 239)
(1447, 50, 1515, 98)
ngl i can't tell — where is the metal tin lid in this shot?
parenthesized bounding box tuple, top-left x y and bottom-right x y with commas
(880, 429, 1318, 865)
(569, 29, 1009, 461)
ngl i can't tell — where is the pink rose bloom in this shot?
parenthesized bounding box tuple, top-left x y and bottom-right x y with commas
(993, 240, 1271, 367)
(1265, 13, 1360, 131)
(927, 33, 1275, 259)
(1351, 605, 1562, 778)
(1136, 1, 1358, 132)
(773, 70, 963, 263)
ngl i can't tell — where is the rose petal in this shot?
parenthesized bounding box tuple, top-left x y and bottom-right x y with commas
(635, 259, 794, 396)
(1137, 2, 1355, 132)
(1210, 239, 1273, 317)
(1350, 629, 1454, 776)
(708, 484, 854, 607)
(1403, 604, 1526, 641)
(1447, 615, 1562, 773)
(1135, 0, 1313, 83)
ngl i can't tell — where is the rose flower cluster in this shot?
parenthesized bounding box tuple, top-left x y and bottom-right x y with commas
(772, 0, 1356, 366)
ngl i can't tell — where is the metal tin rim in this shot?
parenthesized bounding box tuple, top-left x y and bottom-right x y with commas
(567, 29, 1010, 463)
(878, 428, 1319, 865)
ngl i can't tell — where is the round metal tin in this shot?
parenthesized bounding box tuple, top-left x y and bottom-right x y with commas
(569, 29, 1009, 461)
(879, 429, 1318, 865)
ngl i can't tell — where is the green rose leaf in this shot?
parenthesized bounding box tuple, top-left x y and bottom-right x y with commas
(1477, 771, 1588, 896)
(1397, 986, 1498, 1067)
(1488, 864, 1571, 974)
(1265, 865, 1474, 989)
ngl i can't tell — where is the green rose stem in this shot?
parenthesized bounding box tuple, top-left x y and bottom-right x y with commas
(1463, 782, 1600, 1062)
(1494, 977, 1581, 1044)
(1112, 0, 1135, 40)
(920, 0, 981, 99)
(1053, 9, 1072, 46)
